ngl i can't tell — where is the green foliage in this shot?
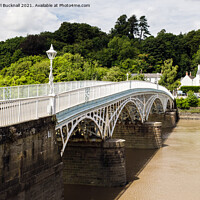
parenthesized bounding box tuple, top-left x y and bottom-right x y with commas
(192, 45, 200, 71)
(102, 66, 126, 82)
(180, 86, 200, 93)
(176, 98, 190, 109)
(130, 73, 146, 81)
(187, 90, 199, 107)
(159, 59, 180, 91)
(54, 22, 106, 44)
(178, 107, 200, 113)
(138, 16, 150, 41)
(0, 55, 47, 86)
(141, 32, 184, 71)
(20, 35, 48, 56)
(1, 13, 200, 88)
(107, 36, 138, 65)
(0, 37, 25, 70)
(110, 14, 150, 40)
(176, 91, 199, 109)
(0, 53, 110, 86)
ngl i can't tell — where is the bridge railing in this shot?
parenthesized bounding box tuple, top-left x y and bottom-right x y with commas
(130, 81, 174, 100)
(0, 80, 173, 127)
(55, 80, 174, 113)
(0, 96, 50, 126)
(0, 80, 112, 100)
(55, 81, 131, 113)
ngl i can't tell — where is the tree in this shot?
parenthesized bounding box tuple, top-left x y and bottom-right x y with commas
(184, 30, 200, 58)
(130, 73, 146, 81)
(141, 31, 184, 72)
(20, 35, 48, 55)
(54, 22, 106, 44)
(176, 98, 190, 109)
(107, 36, 138, 66)
(159, 59, 180, 91)
(110, 14, 129, 37)
(191, 45, 200, 75)
(138, 16, 150, 41)
(110, 14, 150, 40)
(127, 15, 138, 39)
(187, 90, 198, 107)
(0, 36, 25, 70)
(103, 66, 126, 82)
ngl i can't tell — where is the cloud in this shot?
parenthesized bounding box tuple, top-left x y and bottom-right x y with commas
(0, 6, 61, 41)
(0, 0, 200, 41)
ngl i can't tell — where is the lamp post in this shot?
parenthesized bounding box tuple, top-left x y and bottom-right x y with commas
(46, 44, 57, 114)
(46, 44, 57, 95)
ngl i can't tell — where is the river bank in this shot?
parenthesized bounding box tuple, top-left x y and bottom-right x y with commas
(178, 108, 200, 119)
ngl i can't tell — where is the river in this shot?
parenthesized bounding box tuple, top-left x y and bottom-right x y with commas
(64, 119, 200, 200)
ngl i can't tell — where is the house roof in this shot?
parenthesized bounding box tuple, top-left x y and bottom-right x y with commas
(181, 75, 195, 80)
(189, 75, 195, 79)
(131, 73, 162, 78)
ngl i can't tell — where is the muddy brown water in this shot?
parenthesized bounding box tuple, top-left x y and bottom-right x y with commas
(64, 120, 200, 200)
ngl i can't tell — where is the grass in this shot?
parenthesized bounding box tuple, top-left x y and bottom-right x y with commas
(178, 107, 200, 113)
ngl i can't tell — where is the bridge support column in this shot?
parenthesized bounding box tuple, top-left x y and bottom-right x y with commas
(113, 122, 162, 149)
(62, 139, 126, 187)
(0, 116, 63, 200)
(148, 109, 177, 128)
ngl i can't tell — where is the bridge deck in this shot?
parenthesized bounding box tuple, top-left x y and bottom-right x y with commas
(56, 88, 168, 128)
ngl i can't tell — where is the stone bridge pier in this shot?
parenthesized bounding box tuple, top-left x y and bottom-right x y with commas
(0, 116, 63, 200)
(148, 109, 178, 128)
(112, 109, 177, 150)
(62, 138, 126, 187)
(113, 121, 162, 149)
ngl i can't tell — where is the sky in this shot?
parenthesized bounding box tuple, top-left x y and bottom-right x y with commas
(0, 0, 200, 41)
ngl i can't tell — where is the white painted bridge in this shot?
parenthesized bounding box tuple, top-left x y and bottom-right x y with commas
(0, 80, 174, 155)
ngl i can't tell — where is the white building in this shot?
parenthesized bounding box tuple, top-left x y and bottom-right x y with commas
(131, 73, 161, 84)
(180, 64, 200, 86)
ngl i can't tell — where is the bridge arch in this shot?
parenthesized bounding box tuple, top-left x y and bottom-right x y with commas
(56, 90, 174, 156)
(109, 98, 143, 137)
(145, 95, 173, 121)
(59, 114, 106, 156)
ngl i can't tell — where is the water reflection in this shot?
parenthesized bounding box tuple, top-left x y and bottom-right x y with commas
(64, 126, 174, 200)
(64, 148, 161, 200)
(119, 120, 200, 200)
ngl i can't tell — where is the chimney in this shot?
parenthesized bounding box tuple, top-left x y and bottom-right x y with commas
(186, 71, 188, 76)
(190, 72, 192, 76)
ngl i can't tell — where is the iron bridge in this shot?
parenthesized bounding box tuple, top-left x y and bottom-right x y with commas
(54, 81, 174, 156)
(0, 80, 174, 156)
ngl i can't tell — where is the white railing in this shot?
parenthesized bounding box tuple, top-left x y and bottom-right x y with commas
(0, 81, 173, 127)
(0, 80, 112, 100)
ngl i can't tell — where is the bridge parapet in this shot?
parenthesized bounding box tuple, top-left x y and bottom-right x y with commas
(0, 80, 111, 100)
(0, 116, 63, 200)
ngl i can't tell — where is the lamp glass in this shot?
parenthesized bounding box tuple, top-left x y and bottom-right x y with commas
(46, 44, 57, 59)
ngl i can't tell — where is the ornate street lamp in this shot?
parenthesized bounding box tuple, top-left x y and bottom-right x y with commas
(46, 44, 57, 95)
(46, 44, 57, 115)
